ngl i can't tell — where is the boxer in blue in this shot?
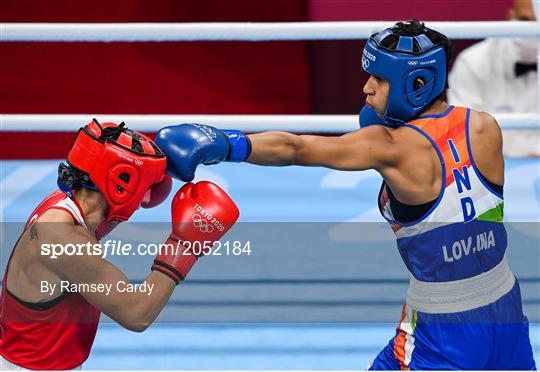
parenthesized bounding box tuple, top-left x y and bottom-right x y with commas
(157, 20, 536, 370)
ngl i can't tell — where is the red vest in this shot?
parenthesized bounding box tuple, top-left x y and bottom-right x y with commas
(0, 190, 101, 369)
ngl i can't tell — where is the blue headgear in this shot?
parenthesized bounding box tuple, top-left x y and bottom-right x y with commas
(362, 24, 447, 123)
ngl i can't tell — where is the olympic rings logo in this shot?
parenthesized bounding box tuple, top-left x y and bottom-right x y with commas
(362, 57, 370, 70)
(192, 214, 214, 233)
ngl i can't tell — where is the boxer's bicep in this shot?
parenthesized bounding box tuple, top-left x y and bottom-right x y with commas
(295, 126, 400, 171)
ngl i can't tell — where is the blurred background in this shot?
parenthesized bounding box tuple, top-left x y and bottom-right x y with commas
(0, 0, 529, 158)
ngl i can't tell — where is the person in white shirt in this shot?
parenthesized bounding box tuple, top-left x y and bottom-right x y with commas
(448, 0, 538, 157)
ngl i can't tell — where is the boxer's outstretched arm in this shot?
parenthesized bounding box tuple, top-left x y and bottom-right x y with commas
(247, 126, 401, 171)
(156, 123, 400, 180)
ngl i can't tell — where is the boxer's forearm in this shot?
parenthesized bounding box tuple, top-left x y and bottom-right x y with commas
(55, 252, 176, 333)
(247, 131, 301, 166)
(74, 275, 175, 333)
(105, 272, 175, 332)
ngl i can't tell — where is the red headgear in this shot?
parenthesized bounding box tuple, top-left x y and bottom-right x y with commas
(63, 119, 167, 238)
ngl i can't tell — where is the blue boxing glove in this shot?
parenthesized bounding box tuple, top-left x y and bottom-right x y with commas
(156, 124, 251, 182)
(359, 105, 401, 129)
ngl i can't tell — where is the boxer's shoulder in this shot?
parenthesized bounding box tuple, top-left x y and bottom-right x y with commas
(469, 110, 501, 137)
(35, 207, 76, 224)
(28, 209, 80, 242)
(388, 124, 436, 155)
(468, 109, 503, 155)
(27, 209, 95, 254)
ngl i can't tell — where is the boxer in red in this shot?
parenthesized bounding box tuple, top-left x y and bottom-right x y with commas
(0, 120, 239, 370)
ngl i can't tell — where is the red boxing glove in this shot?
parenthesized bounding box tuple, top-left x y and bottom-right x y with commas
(152, 181, 239, 284)
(141, 175, 173, 208)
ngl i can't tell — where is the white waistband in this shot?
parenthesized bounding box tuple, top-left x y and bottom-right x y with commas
(406, 256, 515, 314)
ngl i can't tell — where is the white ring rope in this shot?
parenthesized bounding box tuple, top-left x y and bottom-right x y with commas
(1, 114, 537, 133)
(1, 21, 538, 42)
